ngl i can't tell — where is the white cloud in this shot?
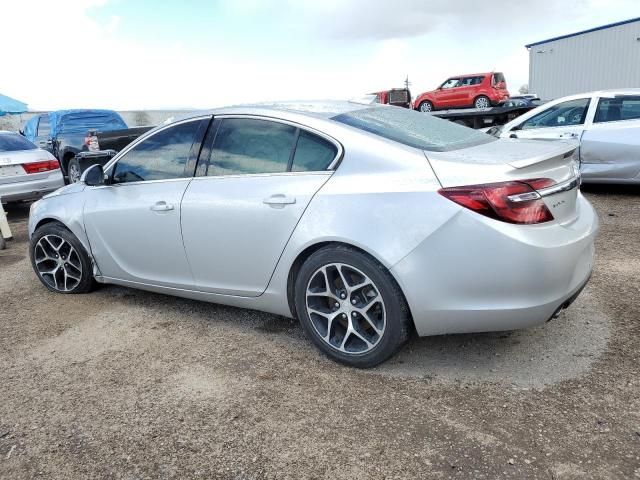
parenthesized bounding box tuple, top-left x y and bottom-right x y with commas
(1, 0, 639, 110)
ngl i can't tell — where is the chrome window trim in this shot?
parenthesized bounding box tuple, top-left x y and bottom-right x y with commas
(189, 171, 332, 182)
(211, 114, 344, 171)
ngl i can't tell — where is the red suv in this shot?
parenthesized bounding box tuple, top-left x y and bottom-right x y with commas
(413, 72, 510, 112)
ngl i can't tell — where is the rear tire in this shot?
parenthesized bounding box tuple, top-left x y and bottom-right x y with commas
(294, 245, 411, 368)
(474, 95, 490, 109)
(30, 223, 95, 294)
(419, 101, 434, 113)
(68, 157, 82, 184)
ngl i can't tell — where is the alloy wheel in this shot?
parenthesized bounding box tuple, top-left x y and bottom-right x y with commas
(305, 263, 386, 355)
(33, 234, 83, 292)
(475, 97, 489, 108)
(420, 102, 432, 112)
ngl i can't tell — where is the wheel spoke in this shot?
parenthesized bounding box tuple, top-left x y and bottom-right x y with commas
(34, 234, 83, 292)
(306, 262, 386, 355)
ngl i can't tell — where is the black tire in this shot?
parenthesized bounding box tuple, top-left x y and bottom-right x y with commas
(418, 101, 434, 113)
(294, 245, 411, 368)
(30, 222, 95, 294)
(474, 95, 491, 109)
(67, 157, 82, 184)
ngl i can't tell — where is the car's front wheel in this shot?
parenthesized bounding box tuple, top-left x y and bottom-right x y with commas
(418, 101, 434, 113)
(30, 223, 95, 294)
(294, 245, 411, 368)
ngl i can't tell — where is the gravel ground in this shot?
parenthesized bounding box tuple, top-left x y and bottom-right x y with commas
(0, 186, 639, 479)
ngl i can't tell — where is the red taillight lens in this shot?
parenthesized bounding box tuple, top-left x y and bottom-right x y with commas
(22, 160, 60, 174)
(438, 178, 555, 224)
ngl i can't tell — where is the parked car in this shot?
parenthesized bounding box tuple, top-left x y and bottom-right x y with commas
(28, 102, 597, 367)
(493, 89, 640, 184)
(0, 131, 63, 204)
(22, 109, 140, 183)
(414, 72, 510, 112)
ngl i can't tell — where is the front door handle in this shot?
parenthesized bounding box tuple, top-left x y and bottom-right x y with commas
(150, 201, 174, 212)
(263, 194, 296, 208)
(560, 132, 579, 139)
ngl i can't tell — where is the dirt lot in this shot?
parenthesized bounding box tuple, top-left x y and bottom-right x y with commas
(1, 186, 639, 479)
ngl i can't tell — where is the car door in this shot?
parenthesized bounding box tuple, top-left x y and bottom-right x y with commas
(83, 117, 209, 288)
(507, 97, 593, 140)
(181, 116, 340, 297)
(580, 94, 640, 182)
(435, 78, 462, 108)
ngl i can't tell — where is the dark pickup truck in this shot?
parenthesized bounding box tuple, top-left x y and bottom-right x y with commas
(22, 109, 152, 183)
(72, 125, 153, 182)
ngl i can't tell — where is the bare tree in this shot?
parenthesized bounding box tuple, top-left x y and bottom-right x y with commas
(519, 84, 529, 95)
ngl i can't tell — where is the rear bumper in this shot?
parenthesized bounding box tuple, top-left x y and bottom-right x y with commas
(0, 171, 65, 203)
(391, 193, 598, 336)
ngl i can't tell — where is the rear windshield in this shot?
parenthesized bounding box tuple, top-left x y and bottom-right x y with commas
(59, 112, 127, 134)
(0, 133, 37, 152)
(331, 107, 495, 152)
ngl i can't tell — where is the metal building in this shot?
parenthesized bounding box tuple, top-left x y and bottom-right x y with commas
(526, 17, 640, 101)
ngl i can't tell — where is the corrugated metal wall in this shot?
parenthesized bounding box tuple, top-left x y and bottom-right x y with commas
(528, 20, 640, 101)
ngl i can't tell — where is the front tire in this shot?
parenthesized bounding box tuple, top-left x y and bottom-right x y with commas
(30, 223, 95, 294)
(418, 101, 434, 113)
(294, 245, 411, 368)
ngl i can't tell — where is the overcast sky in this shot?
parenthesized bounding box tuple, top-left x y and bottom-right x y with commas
(3, 0, 639, 110)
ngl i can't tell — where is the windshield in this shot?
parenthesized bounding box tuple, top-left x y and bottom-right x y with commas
(0, 133, 37, 152)
(332, 107, 495, 152)
(59, 112, 127, 134)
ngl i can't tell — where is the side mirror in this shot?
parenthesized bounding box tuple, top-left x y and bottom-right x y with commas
(19, 129, 24, 136)
(82, 164, 106, 186)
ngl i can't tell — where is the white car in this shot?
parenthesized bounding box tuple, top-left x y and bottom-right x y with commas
(0, 131, 64, 204)
(494, 89, 640, 184)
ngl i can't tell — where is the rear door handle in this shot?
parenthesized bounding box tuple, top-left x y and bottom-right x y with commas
(150, 201, 174, 212)
(560, 132, 579, 139)
(263, 194, 296, 208)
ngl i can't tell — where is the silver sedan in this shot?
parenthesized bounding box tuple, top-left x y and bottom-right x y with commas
(495, 89, 640, 184)
(28, 102, 598, 367)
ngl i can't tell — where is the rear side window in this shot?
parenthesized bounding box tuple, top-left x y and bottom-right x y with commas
(292, 131, 337, 172)
(594, 96, 640, 123)
(113, 120, 201, 183)
(520, 98, 590, 130)
(492, 73, 505, 85)
(332, 107, 494, 152)
(208, 118, 297, 176)
(461, 76, 484, 86)
(0, 133, 37, 152)
(37, 115, 51, 137)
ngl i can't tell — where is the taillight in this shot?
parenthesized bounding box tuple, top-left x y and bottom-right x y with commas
(22, 160, 60, 174)
(84, 130, 99, 152)
(438, 178, 555, 224)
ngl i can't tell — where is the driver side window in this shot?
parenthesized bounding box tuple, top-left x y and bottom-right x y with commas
(113, 120, 202, 183)
(520, 98, 590, 130)
(441, 78, 460, 89)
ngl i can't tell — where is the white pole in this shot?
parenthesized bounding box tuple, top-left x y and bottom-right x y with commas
(0, 199, 13, 246)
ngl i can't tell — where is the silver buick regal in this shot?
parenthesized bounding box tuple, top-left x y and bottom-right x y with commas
(28, 102, 598, 367)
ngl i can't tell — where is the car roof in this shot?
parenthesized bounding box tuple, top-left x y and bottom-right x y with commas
(47, 109, 120, 116)
(169, 100, 376, 124)
(448, 72, 496, 78)
(548, 89, 640, 102)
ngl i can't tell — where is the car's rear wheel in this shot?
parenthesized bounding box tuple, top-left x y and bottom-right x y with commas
(419, 101, 434, 113)
(30, 223, 95, 294)
(474, 95, 490, 109)
(68, 158, 82, 183)
(294, 245, 410, 368)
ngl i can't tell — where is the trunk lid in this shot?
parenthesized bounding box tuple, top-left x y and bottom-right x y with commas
(426, 138, 581, 224)
(0, 149, 57, 185)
